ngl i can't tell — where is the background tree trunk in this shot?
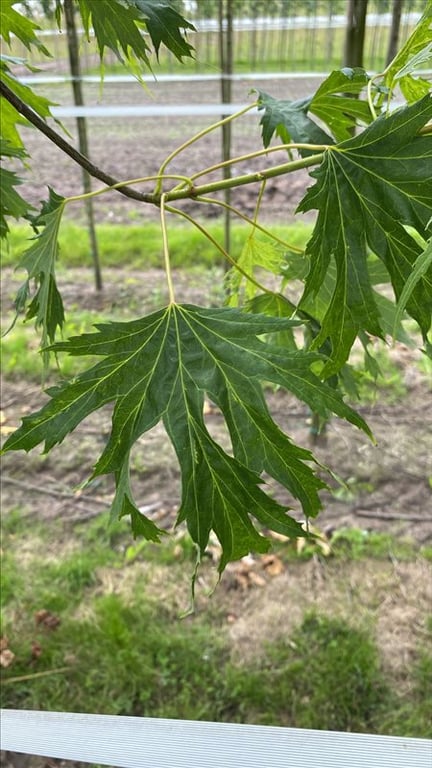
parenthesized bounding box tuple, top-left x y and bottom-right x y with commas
(386, 0, 404, 66)
(218, 0, 233, 257)
(343, 0, 369, 68)
(64, 0, 102, 292)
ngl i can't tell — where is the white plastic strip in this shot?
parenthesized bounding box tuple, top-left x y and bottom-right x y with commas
(19, 72, 329, 85)
(50, 103, 257, 118)
(1, 710, 431, 768)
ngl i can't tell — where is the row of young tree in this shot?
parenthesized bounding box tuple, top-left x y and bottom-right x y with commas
(1, 0, 431, 580)
(178, 1, 425, 19)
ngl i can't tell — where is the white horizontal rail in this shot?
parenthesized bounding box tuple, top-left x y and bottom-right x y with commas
(18, 72, 328, 85)
(1, 710, 431, 768)
(50, 103, 257, 118)
(18, 70, 431, 88)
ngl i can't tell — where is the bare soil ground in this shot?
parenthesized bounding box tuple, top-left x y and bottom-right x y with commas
(1, 78, 432, 765)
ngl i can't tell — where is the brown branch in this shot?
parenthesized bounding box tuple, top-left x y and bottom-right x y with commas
(355, 509, 428, 523)
(2, 668, 70, 685)
(2, 475, 109, 506)
(1, 79, 325, 209)
(0, 78, 154, 204)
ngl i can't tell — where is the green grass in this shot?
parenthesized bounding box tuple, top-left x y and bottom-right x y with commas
(1, 511, 431, 734)
(270, 526, 427, 565)
(1, 220, 312, 380)
(228, 612, 388, 731)
(1, 220, 313, 270)
(350, 346, 408, 404)
(379, 616, 432, 738)
(0, 310, 104, 380)
(329, 528, 419, 562)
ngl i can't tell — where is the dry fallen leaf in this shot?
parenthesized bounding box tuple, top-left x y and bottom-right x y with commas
(35, 609, 61, 630)
(225, 556, 266, 590)
(31, 641, 43, 660)
(261, 554, 284, 576)
(297, 526, 331, 557)
(0, 635, 9, 651)
(248, 571, 266, 587)
(0, 648, 15, 668)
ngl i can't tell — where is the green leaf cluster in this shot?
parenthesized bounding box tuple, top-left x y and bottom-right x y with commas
(0, 140, 34, 238)
(298, 97, 432, 374)
(256, 67, 373, 149)
(77, 0, 194, 72)
(1, 2, 432, 576)
(2, 303, 371, 572)
(0, 0, 50, 54)
(12, 190, 66, 361)
(383, 4, 432, 104)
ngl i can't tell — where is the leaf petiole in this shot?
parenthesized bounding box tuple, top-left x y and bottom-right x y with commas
(366, 73, 381, 119)
(165, 203, 274, 296)
(194, 195, 304, 253)
(155, 103, 258, 194)
(160, 193, 176, 304)
(65, 173, 193, 205)
(183, 141, 330, 188)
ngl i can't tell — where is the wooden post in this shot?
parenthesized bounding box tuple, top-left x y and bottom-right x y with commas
(386, 0, 404, 66)
(64, 0, 103, 292)
(218, 0, 233, 258)
(343, 0, 369, 68)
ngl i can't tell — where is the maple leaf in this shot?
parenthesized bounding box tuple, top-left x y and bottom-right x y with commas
(78, 0, 152, 69)
(0, 0, 50, 55)
(297, 96, 432, 375)
(226, 235, 283, 305)
(256, 91, 332, 153)
(0, 65, 55, 147)
(2, 304, 371, 572)
(256, 68, 373, 151)
(393, 238, 432, 337)
(383, 4, 432, 104)
(13, 190, 66, 361)
(0, 140, 34, 237)
(308, 68, 374, 142)
(130, 0, 195, 61)
(77, 0, 194, 74)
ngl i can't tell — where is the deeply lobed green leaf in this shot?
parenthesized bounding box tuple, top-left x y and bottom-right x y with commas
(2, 304, 371, 571)
(0, 140, 34, 237)
(297, 96, 432, 374)
(256, 67, 374, 149)
(76, 0, 194, 73)
(256, 91, 332, 153)
(226, 235, 283, 305)
(0, 65, 56, 148)
(129, 0, 195, 61)
(308, 68, 374, 142)
(12, 190, 66, 360)
(78, 0, 152, 69)
(383, 3, 432, 104)
(0, 0, 50, 54)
